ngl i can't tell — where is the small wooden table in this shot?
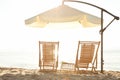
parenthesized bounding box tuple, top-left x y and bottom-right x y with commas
(60, 61, 75, 71)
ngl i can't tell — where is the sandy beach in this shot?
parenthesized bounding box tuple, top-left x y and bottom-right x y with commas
(0, 67, 120, 80)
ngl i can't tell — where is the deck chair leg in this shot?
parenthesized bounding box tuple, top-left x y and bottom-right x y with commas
(53, 65, 54, 71)
(40, 66, 41, 71)
(91, 67, 94, 72)
(91, 65, 96, 72)
(77, 68, 79, 71)
(75, 68, 78, 73)
(43, 65, 44, 70)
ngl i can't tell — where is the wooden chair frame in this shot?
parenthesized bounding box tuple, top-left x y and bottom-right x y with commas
(39, 41, 59, 71)
(75, 41, 100, 72)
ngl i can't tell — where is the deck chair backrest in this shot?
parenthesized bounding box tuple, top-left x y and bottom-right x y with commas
(42, 43, 55, 62)
(80, 44, 95, 63)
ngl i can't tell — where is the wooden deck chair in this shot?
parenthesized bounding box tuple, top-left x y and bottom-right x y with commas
(39, 41, 59, 71)
(75, 41, 100, 72)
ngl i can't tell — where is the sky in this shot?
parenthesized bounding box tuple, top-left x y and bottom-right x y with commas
(0, 0, 120, 69)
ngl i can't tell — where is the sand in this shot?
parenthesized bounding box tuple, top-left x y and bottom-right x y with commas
(0, 67, 120, 80)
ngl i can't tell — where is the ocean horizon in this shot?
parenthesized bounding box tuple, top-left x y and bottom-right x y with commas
(0, 51, 119, 71)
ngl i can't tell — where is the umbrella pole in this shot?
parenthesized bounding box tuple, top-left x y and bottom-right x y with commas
(101, 10, 104, 73)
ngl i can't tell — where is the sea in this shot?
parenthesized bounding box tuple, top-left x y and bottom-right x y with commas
(0, 50, 120, 71)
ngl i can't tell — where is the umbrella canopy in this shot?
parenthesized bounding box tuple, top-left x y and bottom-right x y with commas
(25, 4, 101, 28)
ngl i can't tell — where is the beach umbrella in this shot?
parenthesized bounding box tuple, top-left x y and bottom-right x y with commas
(25, 4, 101, 28)
(25, 3, 101, 71)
